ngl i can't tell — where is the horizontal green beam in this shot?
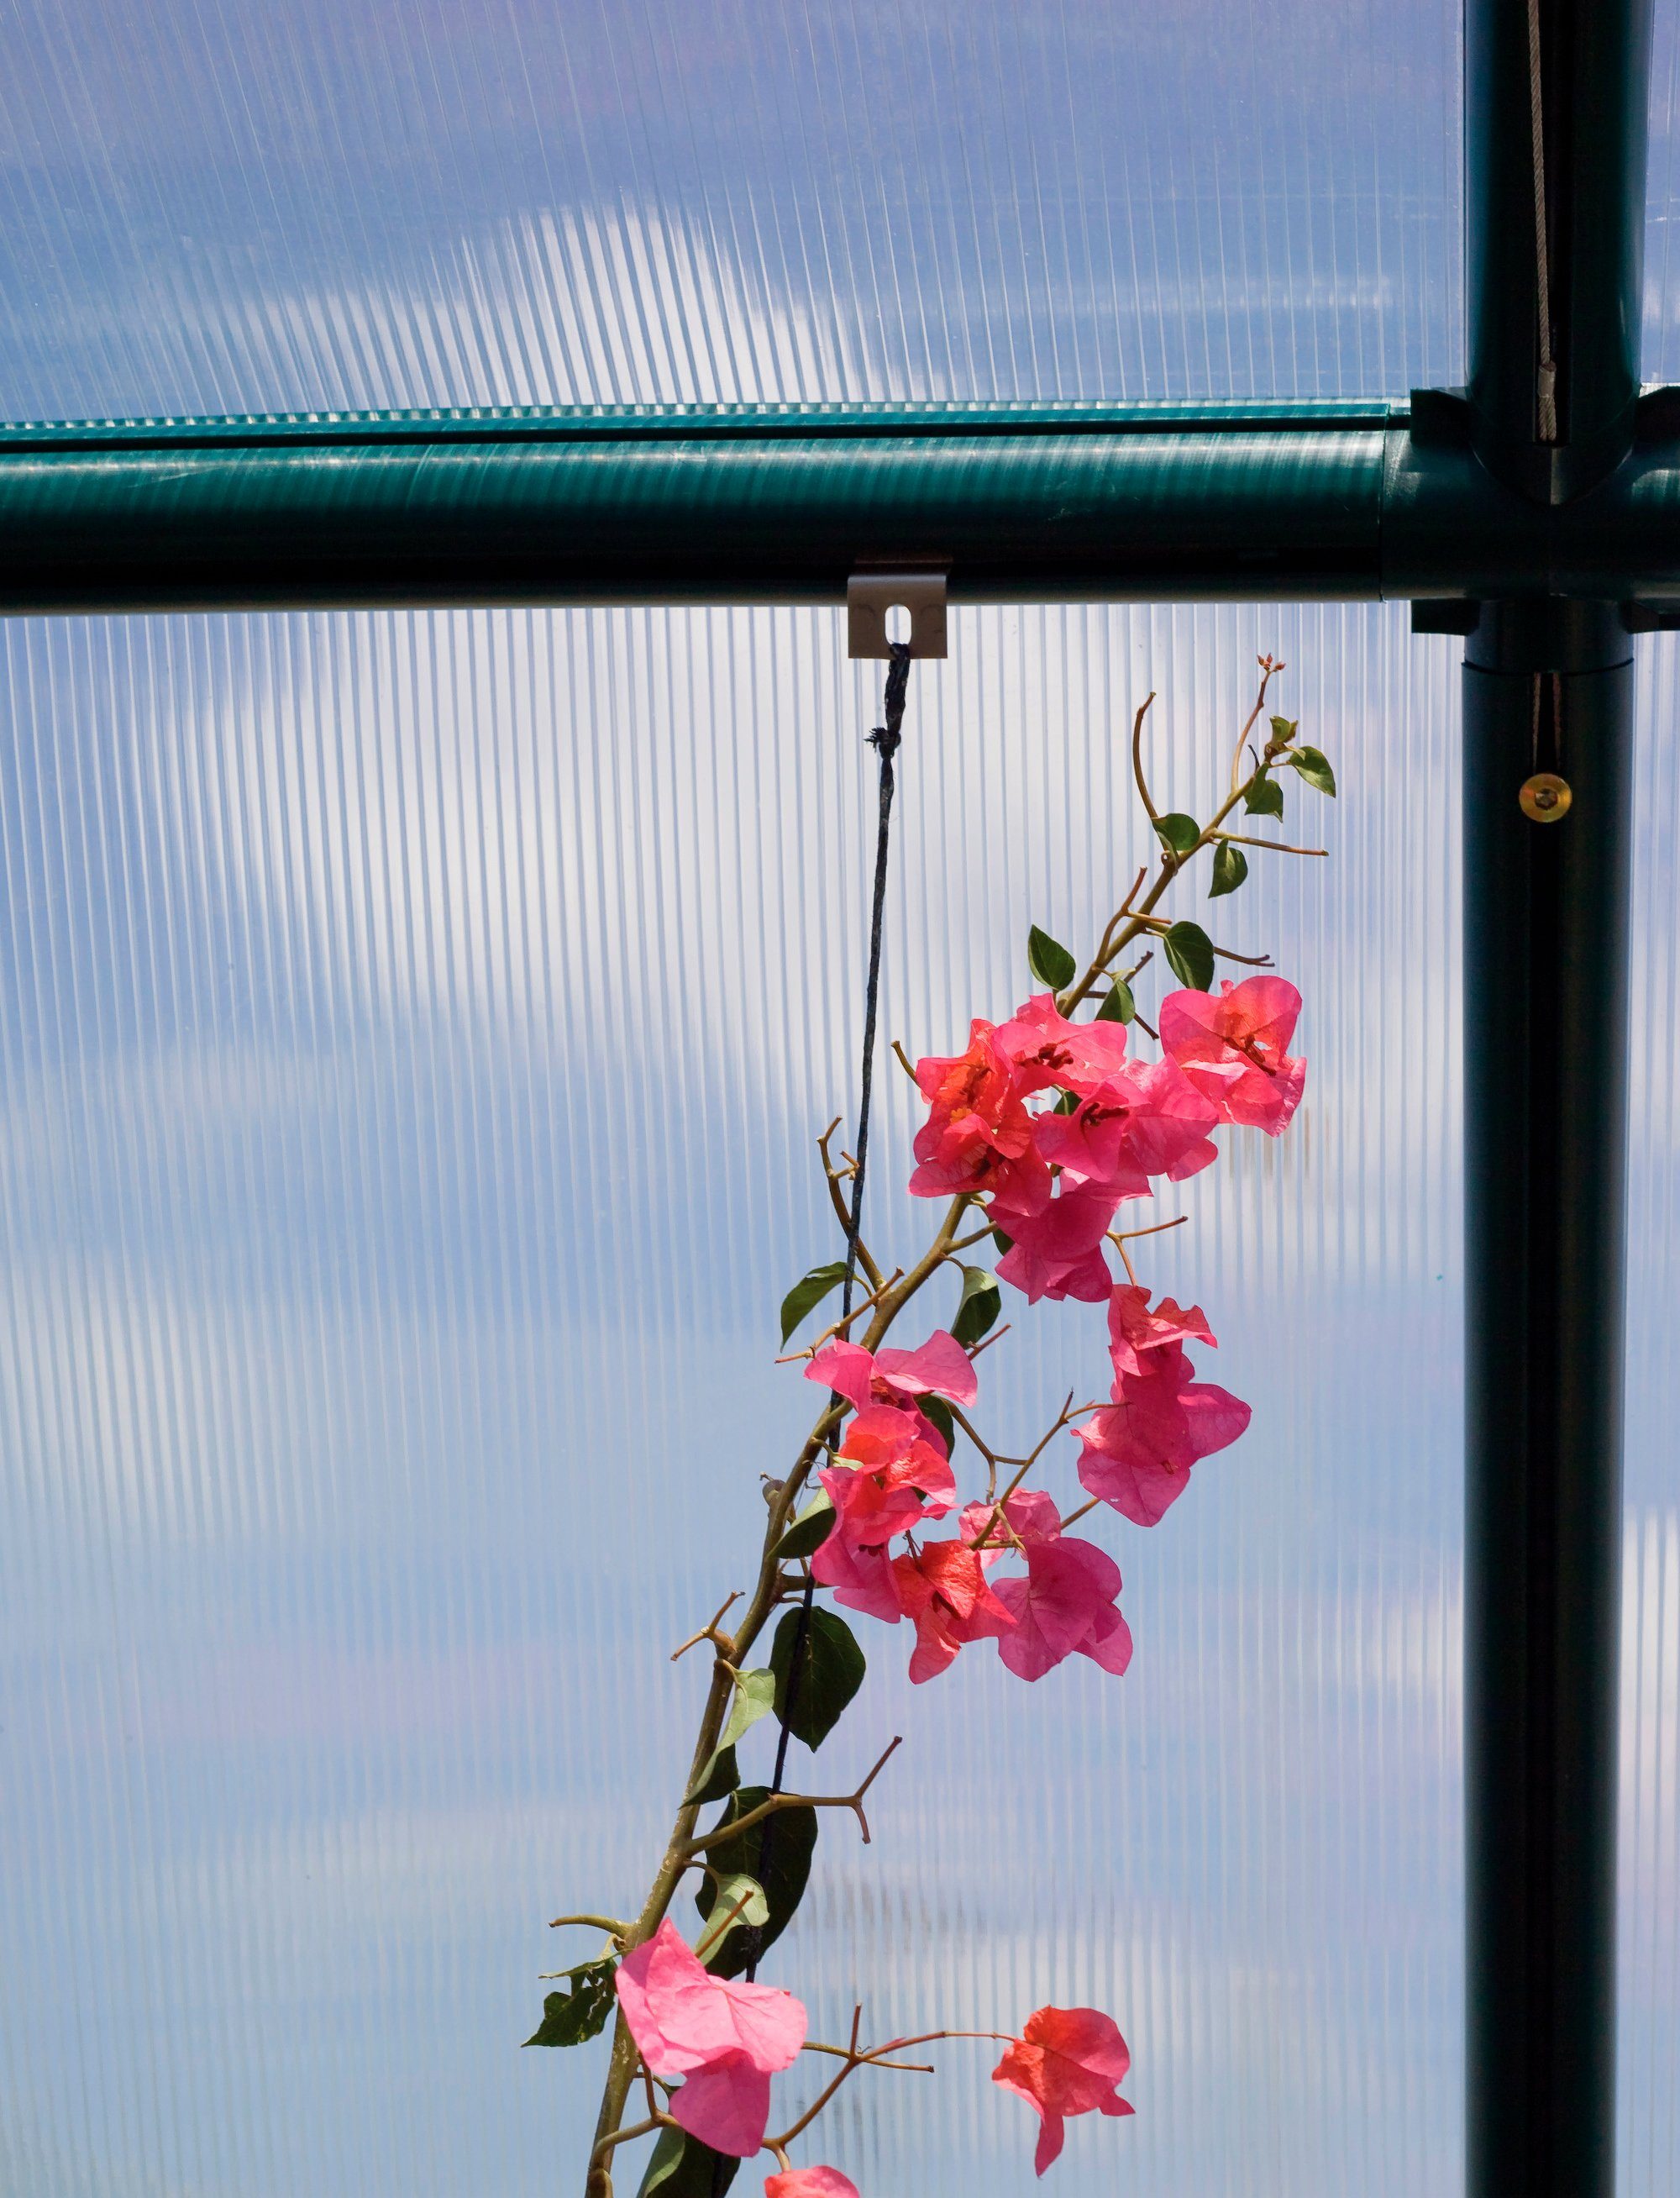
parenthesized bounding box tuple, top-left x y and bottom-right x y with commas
(0, 393, 1678, 613)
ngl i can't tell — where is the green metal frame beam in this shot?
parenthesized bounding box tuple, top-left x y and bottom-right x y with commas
(4, 389, 1680, 615)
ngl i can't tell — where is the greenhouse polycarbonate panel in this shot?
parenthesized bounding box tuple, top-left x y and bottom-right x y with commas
(1647, 0, 1680, 377)
(0, 0, 1459, 420)
(0, 602, 1464, 2196)
(1620, 636, 1680, 2198)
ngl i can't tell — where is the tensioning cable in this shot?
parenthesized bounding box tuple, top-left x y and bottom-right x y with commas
(739, 639, 913, 1992)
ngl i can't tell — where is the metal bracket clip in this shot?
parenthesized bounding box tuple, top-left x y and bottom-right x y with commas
(847, 562, 949, 660)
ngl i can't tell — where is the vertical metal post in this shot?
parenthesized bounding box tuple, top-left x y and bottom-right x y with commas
(1461, 5, 1651, 2193)
(1462, 608, 1632, 2198)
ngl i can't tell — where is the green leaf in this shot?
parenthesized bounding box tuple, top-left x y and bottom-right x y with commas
(685, 1670, 775, 1802)
(770, 1492, 836, 1563)
(1163, 920, 1215, 991)
(1286, 744, 1337, 797)
(769, 1606, 866, 1751)
(778, 1261, 848, 1347)
(918, 1394, 956, 1452)
(951, 1265, 1001, 1348)
(694, 1786, 817, 1978)
(1269, 714, 1298, 744)
(1209, 842, 1248, 899)
(722, 1668, 776, 1750)
(1152, 811, 1201, 858)
(1244, 770, 1284, 818)
(1026, 924, 1077, 990)
(1096, 977, 1135, 1023)
(522, 1959, 617, 2048)
(683, 1743, 739, 1807)
(638, 2128, 741, 2197)
(990, 1226, 1015, 1257)
(696, 1872, 769, 1967)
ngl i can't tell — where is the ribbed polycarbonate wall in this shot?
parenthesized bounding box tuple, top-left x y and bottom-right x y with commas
(0, 603, 1463, 2195)
(0, 0, 1460, 418)
(1621, 635, 1680, 2190)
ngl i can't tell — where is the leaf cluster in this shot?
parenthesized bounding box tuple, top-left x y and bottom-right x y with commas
(523, 1958, 617, 2049)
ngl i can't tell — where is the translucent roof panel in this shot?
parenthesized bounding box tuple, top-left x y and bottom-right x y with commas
(1622, 638, 1680, 2195)
(1646, 0, 1680, 377)
(0, 0, 1460, 418)
(0, 602, 1465, 2196)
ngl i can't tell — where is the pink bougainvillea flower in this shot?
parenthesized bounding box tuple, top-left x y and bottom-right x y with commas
(614, 1920, 806, 2157)
(1077, 1341, 1251, 1527)
(1032, 1056, 1221, 1199)
(889, 1538, 1016, 1683)
(812, 1458, 955, 1627)
(958, 1494, 1131, 1680)
(1030, 1079, 1154, 1201)
(1158, 975, 1305, 1135)
(992, 1181, 1118, 1304)
(1105, 1284, 1216, 1381)
(994, 992, 1132, 1097)
(809, 1515, 900, 1624)
(992, 2005, 1135, 2174)
(809, 1407, 956, 1614)
(811, 1407, 958, 1625)
(993, 1537, 1134, 1681)
(832, 1403, 956, 1502)
(958, 1488, 1063, 1560)
(764, 2172, 861, 2198)
(807, 1331, 977, 1450)
(1117, 1058, 1223, 1181)
(909, 1022, 1053, 1212)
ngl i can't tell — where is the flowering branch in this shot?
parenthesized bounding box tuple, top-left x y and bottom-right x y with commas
(1060, 653, 1293, 1014)
(551, 653, 1335, 2194)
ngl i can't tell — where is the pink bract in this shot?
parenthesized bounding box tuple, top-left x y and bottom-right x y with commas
(1030, 1085, 1154, 1201)
(1076, 1341, 1251, 1527)
(809, 1514, 900, 1623)
(1106, 1284, 1216, 1380)
(1120, 1058, 1222, 1180)
(992, 2004, 1135, 2174)
(959, 1494, 1131, 1680)
(889, 1538, 1017, 1682)
(764, 2172, 861, 2198)
(832, 1403, 956, 1503)
(1158, 975, 1306, 1134)
(908, 1021, 1052, 1211)
(959, 1488, 1063, 1557)
(993, 1537, 1134, 1681)
(993, 992, 1132, 1096)
(810, 1405, 958, 1626)
(992, 1181, 1118, 1304)
(1032, 1057, 1218, 1198)
(806, 1331, 978, 1440)
(614, 1921, 806, 2157)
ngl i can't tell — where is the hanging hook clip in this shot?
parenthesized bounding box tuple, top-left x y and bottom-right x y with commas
(848, 560, 948, 660)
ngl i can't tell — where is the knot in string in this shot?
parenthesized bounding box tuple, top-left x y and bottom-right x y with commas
(867, 639, 911, 776)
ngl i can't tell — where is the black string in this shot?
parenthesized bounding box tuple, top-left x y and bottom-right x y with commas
(738, 641, 911, 1996)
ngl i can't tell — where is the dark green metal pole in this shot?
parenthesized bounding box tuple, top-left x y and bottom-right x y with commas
(1461, 4, 1651, 2193)
(1462, 607, 1632, 2198)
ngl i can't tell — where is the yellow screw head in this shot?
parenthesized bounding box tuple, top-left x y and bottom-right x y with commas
(1519, 771, 1572, 823)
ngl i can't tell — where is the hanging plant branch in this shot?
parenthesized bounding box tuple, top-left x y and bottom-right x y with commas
(542, 652, 1335, 2197)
